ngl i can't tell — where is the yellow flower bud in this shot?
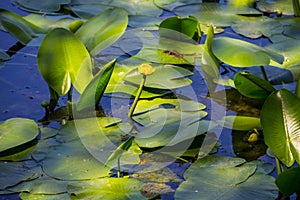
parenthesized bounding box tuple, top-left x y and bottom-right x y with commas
(138, 64, 156, 76)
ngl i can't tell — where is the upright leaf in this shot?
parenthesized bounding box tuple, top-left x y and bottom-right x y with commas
(276, 166, 300, 197)
(37, 28, 93, 95)
(0, 9, 38, 44)
(75, 8, 128, 57)
(76, 59, 116, 111)
(261, 89, 300, 167)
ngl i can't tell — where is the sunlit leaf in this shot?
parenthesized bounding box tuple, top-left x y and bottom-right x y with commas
(76, 59, 116, 111)
(221, 115, 261, 131)
(37, 28, 93, 95)
(0, 118, 39, 157)
(124, 64, 193, 89)
(175, 156, 277, 200)
(19, 193, 70, 200)
(75, 7, 128, 57)
(234, 72, 275, 99)
(212, 37, 283, 67)
(159, 16, 201, 42)
(0, 9, 38, 44)
(67, 178, 147, 199)
(261, 89, 300, 167)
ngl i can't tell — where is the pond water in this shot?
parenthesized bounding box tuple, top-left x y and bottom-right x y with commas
(0, 0, 299, 199)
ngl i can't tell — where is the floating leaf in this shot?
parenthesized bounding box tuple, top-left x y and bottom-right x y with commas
(67, 178, 147, 199)
(0, 162, 38, 189)
(221, 115, 261, 131)
(109, 0, 163, 16)
(128, 15, 162, 30)
(175, 156, 278, 200)
(0, 50, 10, 61)
(75, 8, 128, 57)
(76, 59, 116, 111)
(234, 72, 275, 99)
(174, 3, 261, 27)
(261, 89, 300, 167)
(231, 16, 283, 39)
(0, 118, 39, 157)
(12, 0, 70, 13)
(70, 4, 113, 19)
(135, 111, 215, 148)
(153, 0, 201, 11)
(37, 28, 93, 95)
(19, 193, 70, 200)
(257, 0, 294, 15)
(124, 64, 193, 89)
(212, 37, 283, 67)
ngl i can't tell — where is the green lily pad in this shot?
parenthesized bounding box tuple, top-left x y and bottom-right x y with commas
(42, 140, 110, 180)
(109, 0, 163, 16)
(128, 15, 162, 30)
(174, 3, 261, 27)
(37, 28, 93, 95)
(135, 111, 215, 148)
(134, 98, 206, 115)
(69, 4, 113, 19)
(67, 177, 147, 199)
(12, 0, 70, 13)
(0, 118, 39, 157)
(231, 16, 283, 39)
(153, 0, 201, 11)
(212, 37, 283, 67)
(124, 64, 193, 89)
(19, 193, 70, 200)
(0, 161, 38, 189)
(261, 89, 300, 167)
(267, 38, 300, 79)
(257, 0, 294, 15)
(175, 155, 278, 200)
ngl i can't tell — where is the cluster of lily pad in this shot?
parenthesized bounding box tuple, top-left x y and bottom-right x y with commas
(0, 0, 300, 199)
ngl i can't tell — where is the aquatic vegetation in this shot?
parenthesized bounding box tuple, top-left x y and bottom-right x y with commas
(1, 0, 300, 199)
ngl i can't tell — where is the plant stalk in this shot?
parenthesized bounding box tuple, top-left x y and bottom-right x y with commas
(117, 158, 121, 178)
(260, 66, 269, 82)
(295, 75, 300, 98)
(67, 87, 73, 120)
(128, 74, 146, 125)
(293, 0, 300, 17)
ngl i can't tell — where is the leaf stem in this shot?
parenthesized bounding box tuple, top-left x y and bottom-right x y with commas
(67, 87, 73, 120)
(260, 66, 268, 82)
(293, 0, 300, 17)
(128, 74, 146, 125)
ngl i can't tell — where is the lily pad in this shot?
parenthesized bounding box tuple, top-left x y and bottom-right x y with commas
(0, 118, 39, 157)
(231, 16, 283, 39)
(67, 178, 147, 199)
(257, 0, 294, 15)
(69, 4, 113, 19)
(19, 193, 70, 200)
(212, 37, 284, 67)
(174, 3, 261, 27)
(12, 0, 70, 13)
(124, 64, 193, 89)
(153, 0, 201, 11)
(175, 155, 278, 200)
(267, 38, 300, 79)
(109, 0, 163, 16)
(128, 15, 162, 30)
(0, 161, 38, 189)
(0, 50, 10, 61)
